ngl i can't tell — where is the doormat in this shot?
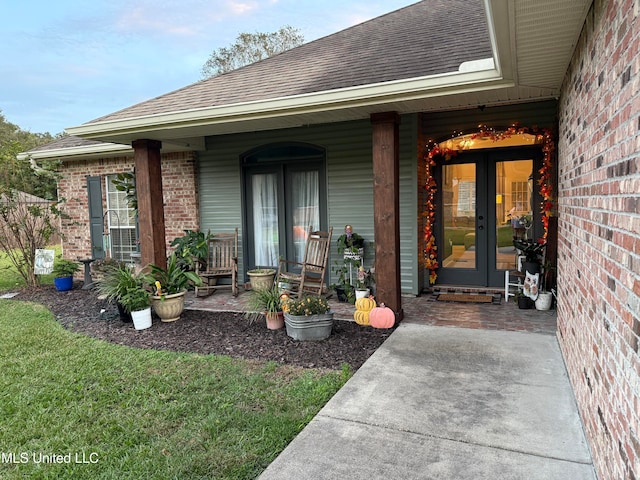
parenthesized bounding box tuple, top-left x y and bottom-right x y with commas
(437, 293, 495, 303)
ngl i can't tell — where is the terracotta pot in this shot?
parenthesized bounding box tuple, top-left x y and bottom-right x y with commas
(265, 311, 285, 330)
(151, 290, 186, 322)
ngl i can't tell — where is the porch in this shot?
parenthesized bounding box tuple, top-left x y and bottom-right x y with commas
(185, 289, 557, 335)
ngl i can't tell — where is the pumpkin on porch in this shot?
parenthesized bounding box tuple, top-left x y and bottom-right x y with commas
(369, 303, 395, 329)
(354, 295, 376, 326)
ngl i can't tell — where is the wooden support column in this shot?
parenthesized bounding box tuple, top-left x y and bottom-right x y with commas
(371, 112, 403, 322)
(132, 139, 166, 270)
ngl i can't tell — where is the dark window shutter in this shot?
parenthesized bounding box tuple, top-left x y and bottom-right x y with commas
(87, 176, 105, 259)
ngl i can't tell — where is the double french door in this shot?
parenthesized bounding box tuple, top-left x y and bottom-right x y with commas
(436, 148, 540, 286)
(244, 159, 326, 271)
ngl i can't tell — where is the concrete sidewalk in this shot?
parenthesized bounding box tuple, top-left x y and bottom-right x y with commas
(259, 323, 596, 479)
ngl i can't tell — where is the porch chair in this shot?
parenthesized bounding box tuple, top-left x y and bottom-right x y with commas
(276, 227, 333, 298)
(195, 228, 238, 297)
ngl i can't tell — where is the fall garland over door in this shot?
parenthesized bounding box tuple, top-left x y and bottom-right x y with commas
(423, 125, 555, 284)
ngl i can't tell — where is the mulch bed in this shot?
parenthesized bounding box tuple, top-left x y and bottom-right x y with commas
(12, 284, 395, 371)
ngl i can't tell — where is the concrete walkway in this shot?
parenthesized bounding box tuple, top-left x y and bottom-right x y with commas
(259, 324, 596, 479)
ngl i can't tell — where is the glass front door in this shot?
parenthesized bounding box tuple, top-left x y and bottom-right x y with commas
(437, 149, 536, 286)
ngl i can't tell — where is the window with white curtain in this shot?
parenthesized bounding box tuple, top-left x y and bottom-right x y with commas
(105, 174, 137, 262)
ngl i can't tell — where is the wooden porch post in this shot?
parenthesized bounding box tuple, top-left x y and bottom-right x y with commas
(371, 112, 403, 322)
(132, 139, 166, 270)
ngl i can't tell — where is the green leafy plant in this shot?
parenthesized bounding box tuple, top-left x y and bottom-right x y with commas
(148, 252, 202, 297)
(51, 258, 80, 278)
(170, 230, 213, 270)
(245, 286, 283, 323)
(111, 172, 137, 214)
(283, 295, 330, 316)
(95, 263, 149, 312)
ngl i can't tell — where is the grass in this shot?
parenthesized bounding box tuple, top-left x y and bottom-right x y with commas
(0, 300, 351, 479)
(0, 246, 60, 292)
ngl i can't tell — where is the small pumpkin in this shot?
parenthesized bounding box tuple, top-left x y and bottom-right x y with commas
(369, 303, 395, 329)
(353, 310, 370, 326)
(355, 295, 376, 312)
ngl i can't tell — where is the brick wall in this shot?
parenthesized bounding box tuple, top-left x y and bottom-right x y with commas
(557, 1, 640, 479)
(57, 151, 199, 262)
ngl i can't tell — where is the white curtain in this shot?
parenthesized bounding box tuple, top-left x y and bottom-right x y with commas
(252, 174, 279, 267)
(291, 171, 319, 263)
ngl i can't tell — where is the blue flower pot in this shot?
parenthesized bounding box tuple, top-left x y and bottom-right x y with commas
(53, 276, 73, 292)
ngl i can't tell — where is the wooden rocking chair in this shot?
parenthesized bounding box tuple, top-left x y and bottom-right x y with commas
(276, 227, 333, 297)
(195, 228, 238, 297)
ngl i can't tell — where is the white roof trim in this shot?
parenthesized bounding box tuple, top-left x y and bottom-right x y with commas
(17, 142, 131, 161)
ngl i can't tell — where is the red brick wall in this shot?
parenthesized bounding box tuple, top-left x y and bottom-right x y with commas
(557, 1, 640, 479)
(57, 151, 199, 262)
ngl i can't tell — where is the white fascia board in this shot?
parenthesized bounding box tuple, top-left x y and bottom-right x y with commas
(67, 67, 511, 138)
(17, 142, 131, 161)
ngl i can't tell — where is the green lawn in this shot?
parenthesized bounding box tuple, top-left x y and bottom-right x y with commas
(0, 300, 350, 479)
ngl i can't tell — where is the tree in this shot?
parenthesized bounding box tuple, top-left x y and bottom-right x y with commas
(201, 25, 304, 78)
(0, 111, 65, 286)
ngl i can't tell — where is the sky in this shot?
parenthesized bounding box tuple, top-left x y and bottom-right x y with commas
(0, 0, 416, 135)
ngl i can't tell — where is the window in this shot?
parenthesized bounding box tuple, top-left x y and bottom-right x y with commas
(105, 174, 138, 262)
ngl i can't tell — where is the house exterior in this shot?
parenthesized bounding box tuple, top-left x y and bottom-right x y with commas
(21, 1, 639, 478)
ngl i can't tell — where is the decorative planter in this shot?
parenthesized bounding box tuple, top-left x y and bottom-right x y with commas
(131, 307, 152, 330)
(247, 269, 276, 291)
(151, 290, 186, 322)
(535, 292, 553, 310)
(335, 286, 347, 302)
(53, 276, 73, 292)
(265, 311, 285, 330)
(284, 312, 334, 341)
(355, 288, 370, 299)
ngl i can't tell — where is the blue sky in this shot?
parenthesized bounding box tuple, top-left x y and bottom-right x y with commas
(0, 0, 416, 135)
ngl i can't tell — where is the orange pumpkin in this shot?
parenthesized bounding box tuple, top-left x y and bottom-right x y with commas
(369, 303, 395, 329)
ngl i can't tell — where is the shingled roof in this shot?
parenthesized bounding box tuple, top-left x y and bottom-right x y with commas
(84, 0, 491, 125)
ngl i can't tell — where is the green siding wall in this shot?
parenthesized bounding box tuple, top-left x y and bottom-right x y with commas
(198, 115, 419, 293)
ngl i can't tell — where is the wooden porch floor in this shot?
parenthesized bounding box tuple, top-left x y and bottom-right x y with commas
(185, 288, 557, 335)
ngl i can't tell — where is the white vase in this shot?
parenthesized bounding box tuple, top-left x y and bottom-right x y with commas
(355, 288, 370, 299)
(535, 292, 553, 310)
(131, 307, 152, 330)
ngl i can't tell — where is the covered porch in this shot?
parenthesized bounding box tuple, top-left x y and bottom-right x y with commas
(185, 289, 557, 335)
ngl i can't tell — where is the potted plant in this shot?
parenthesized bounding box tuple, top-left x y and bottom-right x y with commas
(535, 261, 555, 311)
(332, 225, 365, 304)
(170, 229, 213, 271)
(95, 263, 144, 323)
(246, 286, 285, 330)
(96, 264, 151, 329)
(52, 258, 80, 291)
(247, 268, 276, 291)
(148, 252, 202, 322)
(355, 265, 372, 299)
(514, 290, 533, 309)
(119, 285, 152, 330)
(282, 295, 333, 341)
(513, 238, 546, 274)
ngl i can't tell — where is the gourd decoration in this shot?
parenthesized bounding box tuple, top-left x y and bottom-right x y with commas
(354, 295, 376, 326)
(369, 303, 395, 329)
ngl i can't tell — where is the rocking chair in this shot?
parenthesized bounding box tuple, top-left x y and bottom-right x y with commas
(195, 228, 238, 297)
(276, 227, 333, 297)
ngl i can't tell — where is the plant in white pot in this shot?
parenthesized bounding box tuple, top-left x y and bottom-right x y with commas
(96, 264, 151, 329)
(148, 253, 202, 322)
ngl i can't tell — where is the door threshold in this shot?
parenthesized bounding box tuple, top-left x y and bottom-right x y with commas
(427, 284, 505, 296)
